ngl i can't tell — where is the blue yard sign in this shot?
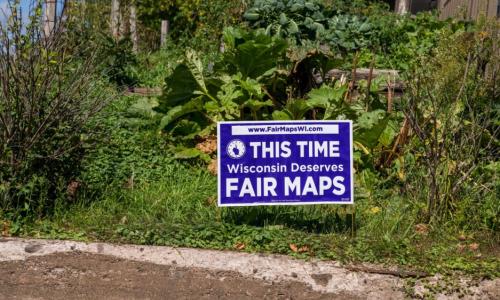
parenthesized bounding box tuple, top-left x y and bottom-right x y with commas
(217, 121, 353, 206)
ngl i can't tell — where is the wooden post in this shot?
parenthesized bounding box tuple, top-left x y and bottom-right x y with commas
(395, 0, 410, 15)
(130, 4, 138, 52)
(43, 0, 57, 38)
(161, 20, 169, 47)
(111, 0, 120, 39)
(219, 41, 225, 53)
(119, 6, 127, 37)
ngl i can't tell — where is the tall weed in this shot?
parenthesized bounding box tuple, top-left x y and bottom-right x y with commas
(0, 1, 114, 214)
(401, 19, 499, 227)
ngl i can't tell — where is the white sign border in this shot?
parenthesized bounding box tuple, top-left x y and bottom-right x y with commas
(217, 120, 354, 207)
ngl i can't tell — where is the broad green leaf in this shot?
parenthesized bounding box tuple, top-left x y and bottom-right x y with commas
(286, 99, 312, 120)
(378, 119, 400, 147)
(279, 13, 288, 26)
(359, 22, 371, 32)
(272, 110, 292, 120)
(159, 96, 204, 130)
(159, 64, 198, 111)
(307, 88, 331, 108)
(223, 27, 245, 49)
(307, 85, 346, 108)
(304, 2, 316, 10)
(185, 50, 207, 93)
(237, 76, 264, 98)
(357, 109, 386, 129)
(174, 147, 211, 162)
(243, 12, 260, 21)
(243, 99, 273, 111)
(290, 3, 304, 12)
(288, 20, 299, 34)
(224, 32, 287, 79)
(217, 80, 244, 104)
(355, 110, 389, 149)
(203, 100, 220, 113)
(171, 119, 202, 139)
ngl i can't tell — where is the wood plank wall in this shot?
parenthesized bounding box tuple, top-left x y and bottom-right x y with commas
(438, 0, 499, 20)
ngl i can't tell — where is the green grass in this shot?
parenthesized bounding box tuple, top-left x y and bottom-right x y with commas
(5, 161, 498, 280)
(1, 95, 498, 283)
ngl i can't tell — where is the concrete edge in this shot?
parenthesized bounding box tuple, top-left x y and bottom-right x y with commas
(0, 237, 497, 299)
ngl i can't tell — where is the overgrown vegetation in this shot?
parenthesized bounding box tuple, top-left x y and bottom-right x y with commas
(0, 0, 498, 289)
(0, 0, 113, 214)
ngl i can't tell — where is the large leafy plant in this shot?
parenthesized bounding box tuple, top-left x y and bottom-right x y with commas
(272, 81, 400, 159)
(321, 15, 375, 54)
(156, 29, 288, 140)
(156, 25, 403, 169)
(244, 0, 327, 43)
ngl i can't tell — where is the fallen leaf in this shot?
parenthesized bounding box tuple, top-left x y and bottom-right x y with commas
(205, 196, 216, 206)
(234, 242, 246, 250)
(468, 243, 479, 251)
(1, 221, 10, 237)
(414, 223, 428, 235)
(289, 243, 298, 253)
(67, 180, 81, 198)
(208, 159, 217, 175)
(298, 246, 309, 253)
(196, 136, 217, 154)
(124, 177, 134, 189)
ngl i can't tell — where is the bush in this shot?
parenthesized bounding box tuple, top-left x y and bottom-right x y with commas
(0, 1, 114, 214)
(401, 19, 499, 226)
(137, 0, 247, 51)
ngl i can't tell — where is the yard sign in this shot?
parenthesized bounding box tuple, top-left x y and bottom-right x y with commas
(217, 121, 353, 206)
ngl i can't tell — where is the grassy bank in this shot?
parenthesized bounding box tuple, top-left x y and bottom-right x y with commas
(1, 96, 497, 282)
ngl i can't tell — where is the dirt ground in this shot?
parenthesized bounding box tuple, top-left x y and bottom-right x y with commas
(0, 238, 498, 299)
(0, 252, 348, 300)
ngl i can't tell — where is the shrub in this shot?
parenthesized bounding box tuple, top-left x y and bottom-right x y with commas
(0, 1, 114, 214)
(137, 0, 247, 51)
(401, 19, 499, 226)
(244, 0, 328, 43)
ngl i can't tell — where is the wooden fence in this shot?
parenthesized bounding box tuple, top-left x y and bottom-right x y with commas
(438, 0, 499, 20)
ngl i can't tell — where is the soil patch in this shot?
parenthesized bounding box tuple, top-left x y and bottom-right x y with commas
(0, 252, 353, 300)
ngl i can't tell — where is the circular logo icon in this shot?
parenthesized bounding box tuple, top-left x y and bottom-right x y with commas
(227, 139, 246, 159)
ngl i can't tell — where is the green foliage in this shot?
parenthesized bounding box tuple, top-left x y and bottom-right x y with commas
(223, 28, 288, 79)
(78, 96, 172, 194)
(156, 24, 404, 171)
(401, 20, 499, 224)
(125, 45, 184, 87)
(137, 0, 246, 50)
(157, 30, 289, 138)
(322, 15, 375, 53)
(244, 0, 327, 42)
(369, 11, 460, 69)
(0, 1, 114, 214)
(99, 36, 139, 86)
(243, 1, 457, 69)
